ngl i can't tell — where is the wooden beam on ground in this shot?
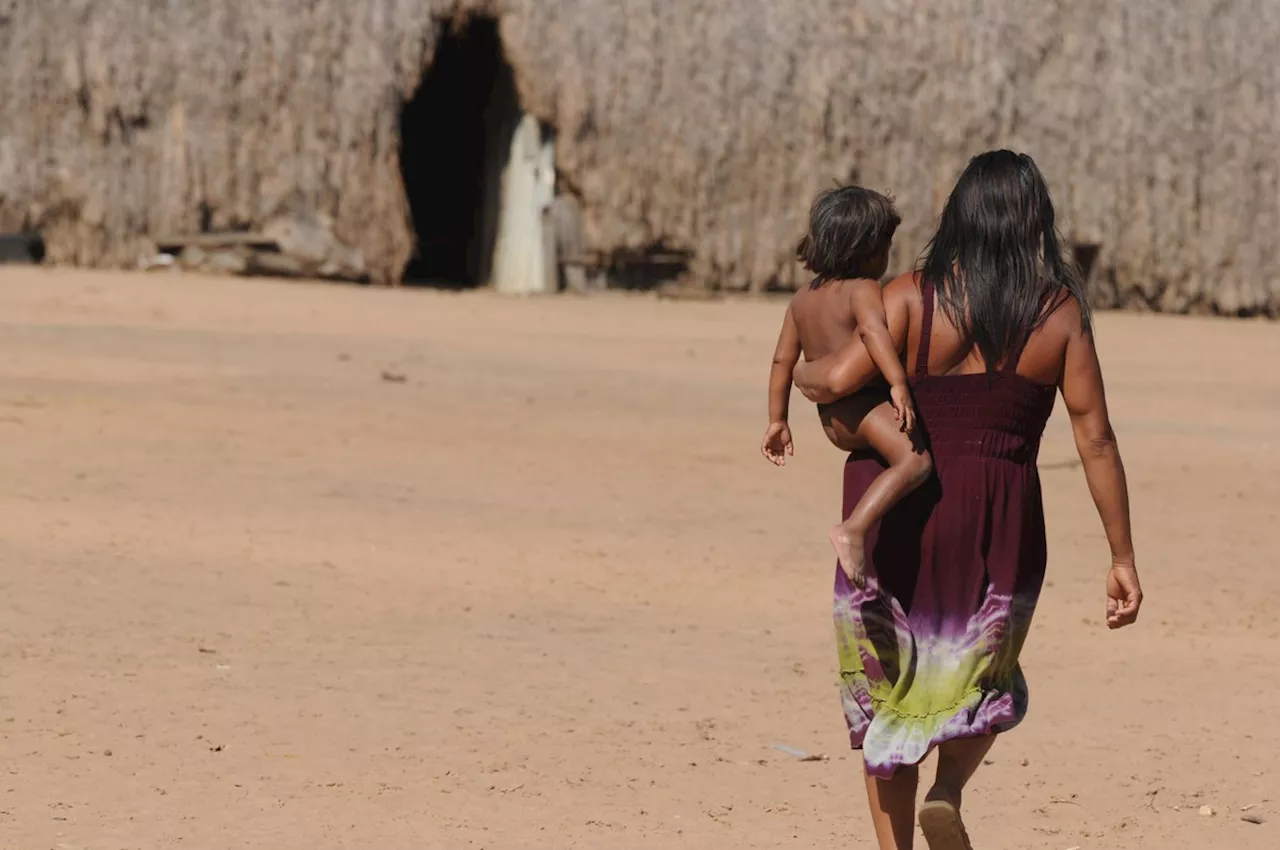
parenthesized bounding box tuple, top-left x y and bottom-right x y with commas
(152, 232, 279, 252)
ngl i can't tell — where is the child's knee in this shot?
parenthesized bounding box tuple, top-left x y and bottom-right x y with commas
(903, 451, 933, 487)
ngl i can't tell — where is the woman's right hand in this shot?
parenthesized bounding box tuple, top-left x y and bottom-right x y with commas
(792, 359, 834, 403)
(889, 383, 916, 434)
(1105, 560, 1143, 629)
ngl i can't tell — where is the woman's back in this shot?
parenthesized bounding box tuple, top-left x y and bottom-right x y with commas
(898, 273, 1078, 388)
(890, 273, 1080, 465)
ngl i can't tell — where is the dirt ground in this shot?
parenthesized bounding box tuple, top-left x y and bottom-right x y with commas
(0, 268, 1276, 850)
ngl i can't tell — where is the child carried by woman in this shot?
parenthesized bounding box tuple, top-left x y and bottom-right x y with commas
(761, 186, 932, 585)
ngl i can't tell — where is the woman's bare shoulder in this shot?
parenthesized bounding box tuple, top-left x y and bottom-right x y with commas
(882, 271, 922, 307)
(1023, 291, 1088, 382)
(1040, 289, 1088, 339)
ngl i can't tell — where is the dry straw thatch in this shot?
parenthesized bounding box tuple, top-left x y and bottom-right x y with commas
(1, 0, 1276, 312)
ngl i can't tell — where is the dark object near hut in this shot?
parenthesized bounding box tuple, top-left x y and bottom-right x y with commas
(0, 232, 45, 264)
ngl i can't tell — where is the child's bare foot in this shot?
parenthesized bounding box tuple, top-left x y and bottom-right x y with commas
(829, 524, 865, 588)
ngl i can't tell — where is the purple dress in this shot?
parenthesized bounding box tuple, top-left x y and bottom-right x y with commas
(835, 281, 1057, 778)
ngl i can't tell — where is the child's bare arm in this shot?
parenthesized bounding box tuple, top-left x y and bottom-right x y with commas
(794, 273, 913, 403)
(768, 305, 801, 423)
(849, 280, 907, 387)
(761, 306, 801, 465)
(849, 280, 916, 432)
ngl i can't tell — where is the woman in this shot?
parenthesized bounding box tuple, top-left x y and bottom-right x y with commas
(793, 151, 1142, 850)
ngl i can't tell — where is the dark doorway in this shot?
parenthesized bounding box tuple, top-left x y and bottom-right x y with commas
(398, 17, 519, 285)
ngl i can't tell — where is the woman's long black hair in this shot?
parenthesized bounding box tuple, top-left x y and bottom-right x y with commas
(919, 150, 1091, 370)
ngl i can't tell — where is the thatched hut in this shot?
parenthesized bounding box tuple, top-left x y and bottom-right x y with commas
(1, 1, 1276, 312)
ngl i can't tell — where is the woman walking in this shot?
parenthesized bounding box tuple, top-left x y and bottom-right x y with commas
(793, 151, 1143, 850)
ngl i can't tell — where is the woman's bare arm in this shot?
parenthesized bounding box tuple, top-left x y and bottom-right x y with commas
(794, 275, 913, 403)
(1058, 302, 1143, 628)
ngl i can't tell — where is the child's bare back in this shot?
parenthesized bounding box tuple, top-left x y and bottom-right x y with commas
(789, 278, 893, 452)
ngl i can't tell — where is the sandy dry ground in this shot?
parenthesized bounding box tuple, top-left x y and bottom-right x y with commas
(0, 268, 1277, 850)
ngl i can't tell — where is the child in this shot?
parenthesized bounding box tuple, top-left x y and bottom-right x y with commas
(761, 186, 932, 586)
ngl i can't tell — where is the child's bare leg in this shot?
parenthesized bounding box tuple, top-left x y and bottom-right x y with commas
(832, 403, 932, 586)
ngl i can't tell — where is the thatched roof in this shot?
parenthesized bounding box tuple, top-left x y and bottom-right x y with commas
(2, 1, 1276, 312)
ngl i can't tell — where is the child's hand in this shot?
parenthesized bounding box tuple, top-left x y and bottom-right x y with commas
(761, 421, 794, 466)
(889, 384, 916, 434)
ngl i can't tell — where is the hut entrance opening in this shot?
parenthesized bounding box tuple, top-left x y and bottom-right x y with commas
(398, 17, 519, 287)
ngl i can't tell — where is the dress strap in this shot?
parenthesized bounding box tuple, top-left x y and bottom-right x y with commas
(915, 279, 935, 378)
(1002, 331, 1030, 375)
(1001, 290, 1060, 374)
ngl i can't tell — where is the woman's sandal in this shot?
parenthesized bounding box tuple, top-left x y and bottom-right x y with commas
(918, 799, 974, 850)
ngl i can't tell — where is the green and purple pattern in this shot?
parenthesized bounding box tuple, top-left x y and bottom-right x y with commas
(835, 279, 1056, 778)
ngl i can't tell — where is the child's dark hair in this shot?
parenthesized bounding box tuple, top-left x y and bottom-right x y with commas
(797, 186, 901, 282)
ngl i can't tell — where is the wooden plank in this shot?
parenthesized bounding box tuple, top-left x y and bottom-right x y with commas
(611, 252, 691, 265)
(558, 252, 691, 268)
(152, 232, 278, 251)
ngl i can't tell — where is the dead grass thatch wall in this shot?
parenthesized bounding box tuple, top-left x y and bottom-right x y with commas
(1, 0, 1277, 312)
